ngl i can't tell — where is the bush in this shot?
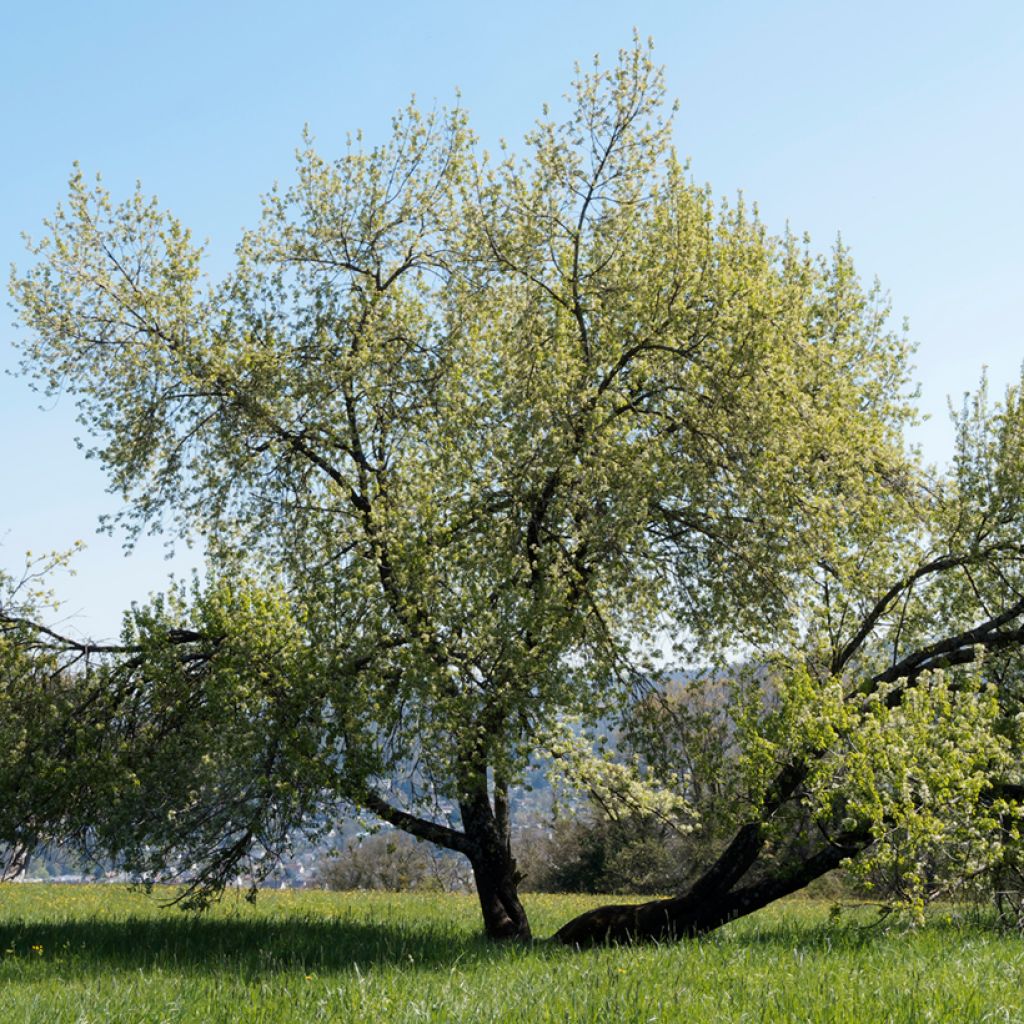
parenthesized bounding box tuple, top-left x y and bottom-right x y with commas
(514, 814, 693, 895)
(315, 831, 471, 892)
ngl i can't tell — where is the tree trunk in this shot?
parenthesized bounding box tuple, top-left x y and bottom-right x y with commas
(0, 841, 31, 882)
(460, 782, 532, 942)
(552, 827, 870, 947)
(470, 849, 531, 941)
(360, 776, 532, 941)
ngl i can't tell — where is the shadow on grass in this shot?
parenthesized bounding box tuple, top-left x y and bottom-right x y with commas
(0, 902, 1001, 978)
(0, 914, 525, 977)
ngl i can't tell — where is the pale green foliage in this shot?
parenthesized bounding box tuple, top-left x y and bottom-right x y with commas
(728, 664, 852, 806)
(812, 669, 1012, 913)
(10, 41, 980, 907)
(85, 579, 347, 904)
(0, 551, 105, 877)
(708, 362, 1024, 907)
(541, 718, 694, 829)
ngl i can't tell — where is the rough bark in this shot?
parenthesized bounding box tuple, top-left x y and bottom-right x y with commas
(461, 785, 531, 941)
(552, 826, 872, 947)
(0, 841, 31, 883)
(470, 852, 531, 942)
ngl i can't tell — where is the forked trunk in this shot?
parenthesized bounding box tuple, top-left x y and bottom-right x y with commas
(461, 780, 532, 941)
(471, 851, 532, 941)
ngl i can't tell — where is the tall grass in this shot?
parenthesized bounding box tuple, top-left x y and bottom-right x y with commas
(0, 886, 1021, 1022)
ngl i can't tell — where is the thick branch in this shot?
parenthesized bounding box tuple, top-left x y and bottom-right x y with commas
(551, 825, 874, 947)
(867, 594, 1024, 691)
(831, 546, 1023, 674)
(361, 792, 473, 856)
(0, 612, 217, 657)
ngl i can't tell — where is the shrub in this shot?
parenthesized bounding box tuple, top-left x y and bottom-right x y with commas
(315, 831, 471, 892)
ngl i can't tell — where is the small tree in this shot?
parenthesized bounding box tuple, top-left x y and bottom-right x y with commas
(8, 40, 1024, 945)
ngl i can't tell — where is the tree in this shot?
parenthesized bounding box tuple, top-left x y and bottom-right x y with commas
(0, 555, 76, 882)
(8, 40, 1024, 944)
(553, 375, 1024, 944)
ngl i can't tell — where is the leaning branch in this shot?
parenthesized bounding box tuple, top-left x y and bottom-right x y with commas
(831, 544, 1023, 674)
(0, 612, 215, 657)
(361, 791, 474, 856)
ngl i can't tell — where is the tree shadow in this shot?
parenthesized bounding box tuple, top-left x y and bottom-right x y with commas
(0, 913, 534, 978)
(1, 899, 993, 978)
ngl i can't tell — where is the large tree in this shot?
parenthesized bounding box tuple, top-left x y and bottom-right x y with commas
(553, 373, 1024, 944)
(8, 41, 1024, 944)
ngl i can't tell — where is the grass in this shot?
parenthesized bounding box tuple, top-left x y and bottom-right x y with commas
(0, 886, 1022, 1022)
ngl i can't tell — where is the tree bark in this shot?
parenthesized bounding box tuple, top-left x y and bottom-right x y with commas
(460, 784, 532, 941)
(0, 841, 31, 883)
(357, 778, 532, 941)
(470, 850, 531, 942)
(551, 826, 871, 947)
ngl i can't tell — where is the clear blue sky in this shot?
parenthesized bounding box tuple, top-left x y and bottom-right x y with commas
(2, 0, 1022, 636)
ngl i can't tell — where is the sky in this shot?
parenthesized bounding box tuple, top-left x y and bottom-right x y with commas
(2, 0, 1022, 638)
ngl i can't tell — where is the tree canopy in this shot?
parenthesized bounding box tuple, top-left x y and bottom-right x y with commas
(6, 40, 1024, 944)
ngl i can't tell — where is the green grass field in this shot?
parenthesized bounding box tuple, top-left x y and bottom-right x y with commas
(0, 886, 1022, 1023)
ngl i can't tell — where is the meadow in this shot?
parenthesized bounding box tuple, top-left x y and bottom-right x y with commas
(0, 885, 1022, 1023)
